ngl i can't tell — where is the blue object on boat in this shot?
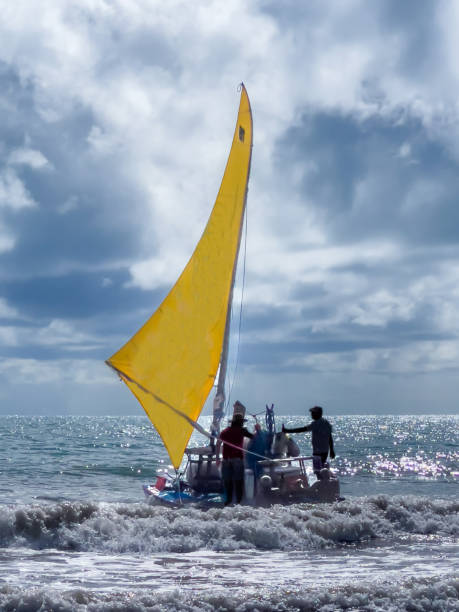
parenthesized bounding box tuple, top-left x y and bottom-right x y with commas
(154, 489, 225, 506)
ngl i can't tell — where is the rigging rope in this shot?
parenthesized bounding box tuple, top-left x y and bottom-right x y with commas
(226, 205, 248, 410)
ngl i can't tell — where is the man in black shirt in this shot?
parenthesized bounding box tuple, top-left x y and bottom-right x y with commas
(283, 406, 335, 472)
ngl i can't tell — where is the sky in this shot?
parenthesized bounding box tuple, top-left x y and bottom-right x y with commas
(0, 0, 458, 416)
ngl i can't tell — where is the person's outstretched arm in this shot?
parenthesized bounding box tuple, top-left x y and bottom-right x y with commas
(282, 424, 311, 434)
(329, 433, 335, 459)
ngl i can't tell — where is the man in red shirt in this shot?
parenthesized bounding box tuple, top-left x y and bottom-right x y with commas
(217, 406, 253, 505)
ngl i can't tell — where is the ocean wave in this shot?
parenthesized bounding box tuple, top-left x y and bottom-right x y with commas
(0, 495, 457, 554)
(0, 575, 457, 611)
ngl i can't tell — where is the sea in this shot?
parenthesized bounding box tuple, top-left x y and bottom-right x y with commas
(0, 414, 457, 611)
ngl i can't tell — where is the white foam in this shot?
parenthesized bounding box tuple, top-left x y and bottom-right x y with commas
(0, 495, 457, 554)
(0, 574, 457, 611)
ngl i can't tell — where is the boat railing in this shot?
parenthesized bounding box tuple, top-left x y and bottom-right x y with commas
(257, 455, 313, 466)
(257, 455, 314, 478)
(185, 445, 215, 456)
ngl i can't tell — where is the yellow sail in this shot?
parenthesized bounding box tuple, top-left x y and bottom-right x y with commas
(106, 86, 253, 468)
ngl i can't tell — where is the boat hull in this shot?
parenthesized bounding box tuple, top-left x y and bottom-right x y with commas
(143, 470, 342, 508)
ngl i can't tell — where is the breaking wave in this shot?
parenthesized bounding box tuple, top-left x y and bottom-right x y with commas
(0, 575, 458, 611)
(0, 495, 457, 554)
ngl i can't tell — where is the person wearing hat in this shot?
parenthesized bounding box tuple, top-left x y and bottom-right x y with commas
(282, 406, 335, 472)
(216, 402, 254, 505)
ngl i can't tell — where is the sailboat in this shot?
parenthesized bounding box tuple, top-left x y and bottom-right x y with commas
(106, 85, 340, 506)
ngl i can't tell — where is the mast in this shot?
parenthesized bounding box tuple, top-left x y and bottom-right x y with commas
(212, 84, 253, 437)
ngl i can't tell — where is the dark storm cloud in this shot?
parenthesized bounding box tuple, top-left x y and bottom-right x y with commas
(2, 270, 160, 320)
(103, 25, 180, 76)
(0, 58, 167, 366)
(259, 0, 320, 23)
(329, 247, 459, 293)
(239, 242, 457, 375)
(0, 61, 153, 283)
(253, 98, 459, 382)
(278, 110, 459, 245)
(241, 315, 450, 374)
(261, 0, 438, 61)
(69, 3, 180, 77)
(0, 64, 35, 141)
(378, 0, 440, 79)
(240, 304, 293, 333)
(1, 163, 147, 278)
(0, 60, 170, 367)
(1, 344, 80, 361)
(0, 267, 167, 363)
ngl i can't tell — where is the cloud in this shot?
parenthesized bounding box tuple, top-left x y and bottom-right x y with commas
(0, 168, 36, 210)
(0, 0, 458, 414)
(0, 297, 17, 319)
(0, 228, 15, 254)
(57, 195, 79, 215)
(8, 146, 52, 170)
(0, 356, 112, 385)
